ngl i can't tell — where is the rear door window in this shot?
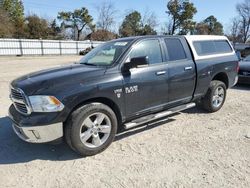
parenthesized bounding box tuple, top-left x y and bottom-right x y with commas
(164, 38, 187, 61)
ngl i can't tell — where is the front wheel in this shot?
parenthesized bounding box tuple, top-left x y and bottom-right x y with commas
(201, 80, 227, 113)
(65, 103, 118, 156)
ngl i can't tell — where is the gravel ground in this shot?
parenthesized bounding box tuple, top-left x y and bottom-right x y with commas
(0, 56, 249, 188)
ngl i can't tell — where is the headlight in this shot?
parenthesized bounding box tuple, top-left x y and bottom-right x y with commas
(29, 96, 64, 112)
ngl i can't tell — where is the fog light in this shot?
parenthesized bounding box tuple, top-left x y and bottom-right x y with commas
(30, 130, 41, 139)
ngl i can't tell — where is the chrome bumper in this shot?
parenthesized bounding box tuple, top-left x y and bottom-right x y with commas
(12, 122, 63, 143)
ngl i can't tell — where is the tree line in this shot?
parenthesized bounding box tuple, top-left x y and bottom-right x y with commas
(0, 0, 249, 43)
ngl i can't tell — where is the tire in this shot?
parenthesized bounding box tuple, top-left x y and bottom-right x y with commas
(65, 103, 118, 156)
(201, 80, 227, 113)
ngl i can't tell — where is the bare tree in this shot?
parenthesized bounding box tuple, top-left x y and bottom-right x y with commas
(236, 0, 250, 43)
(96, 1, 117, 31)
(141, 8, 158, 30)
(230, 17, 241, 45)
(160, 19, 173, 35)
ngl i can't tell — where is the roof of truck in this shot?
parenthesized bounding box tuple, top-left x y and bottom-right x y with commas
(184, 35, 228, 41)
(113, 35, 235, 61)
(113, 35, 183, 40)
(113, 35, 228, 41)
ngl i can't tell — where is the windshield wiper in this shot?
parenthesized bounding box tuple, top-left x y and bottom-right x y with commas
(80, 62, 98, 66)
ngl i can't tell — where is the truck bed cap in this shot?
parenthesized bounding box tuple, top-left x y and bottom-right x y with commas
(184, 35, 235, 61)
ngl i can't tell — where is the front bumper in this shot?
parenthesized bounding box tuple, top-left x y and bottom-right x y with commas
(9, 105, 63, 143)
(12, 122, 63, 143)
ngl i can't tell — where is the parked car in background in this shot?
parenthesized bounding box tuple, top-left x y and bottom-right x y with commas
(79, 47, 94, 56)
(238, 55, 250, 84)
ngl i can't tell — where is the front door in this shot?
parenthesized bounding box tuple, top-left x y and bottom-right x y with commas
(122, 39, 169, 119)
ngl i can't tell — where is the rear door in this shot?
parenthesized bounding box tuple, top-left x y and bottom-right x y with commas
(122, 39, 169, 118)
(164, 37, 196, 106)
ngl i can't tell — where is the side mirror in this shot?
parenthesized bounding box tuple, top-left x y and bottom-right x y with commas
(122, 56, 149, 72)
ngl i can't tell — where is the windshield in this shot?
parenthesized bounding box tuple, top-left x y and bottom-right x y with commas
(244, 55, 250, 61)
(79, 40, 132, 66)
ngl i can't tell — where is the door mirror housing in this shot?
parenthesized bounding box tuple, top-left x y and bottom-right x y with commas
(122, 56, 149, 72)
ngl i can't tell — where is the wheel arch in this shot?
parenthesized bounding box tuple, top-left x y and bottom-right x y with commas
(65, 97, 123, 127)
(212, 72, 229, 88)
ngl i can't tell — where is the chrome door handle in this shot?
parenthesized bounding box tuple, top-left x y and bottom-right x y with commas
(184, 66, 193, 71)
(156, 71, 166, 76)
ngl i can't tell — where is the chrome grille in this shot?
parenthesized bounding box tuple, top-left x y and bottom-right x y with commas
(11, 88, 23, 100)
(15, 102, 28, 114)
(10, 87, 30, 115)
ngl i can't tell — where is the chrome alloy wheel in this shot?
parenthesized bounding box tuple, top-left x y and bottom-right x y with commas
(212, 86, 225, 108)
(79, 112, 112, 148)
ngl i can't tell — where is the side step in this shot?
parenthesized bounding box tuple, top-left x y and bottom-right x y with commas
(124, 103, 196, 130)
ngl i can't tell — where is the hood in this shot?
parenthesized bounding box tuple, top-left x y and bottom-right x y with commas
(11, 64, 106, 95)
(240, 60, 250, 71)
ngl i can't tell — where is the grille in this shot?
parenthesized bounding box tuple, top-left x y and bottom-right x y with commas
(11, 88, 23, 100)
(15, 102, 28, 114)
(10, 88, 30, 115)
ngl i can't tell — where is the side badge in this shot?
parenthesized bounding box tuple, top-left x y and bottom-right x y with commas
(125, 85, 138, 94)
(114, 89, 123, 99)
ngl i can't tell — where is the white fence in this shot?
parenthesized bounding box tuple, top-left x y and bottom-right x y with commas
(0, 38, 103, 56)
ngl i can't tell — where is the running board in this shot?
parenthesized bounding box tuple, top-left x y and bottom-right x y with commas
(124, 103, 196, 130)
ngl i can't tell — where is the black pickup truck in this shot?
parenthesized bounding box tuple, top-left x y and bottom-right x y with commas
(9, 35, 239, 156)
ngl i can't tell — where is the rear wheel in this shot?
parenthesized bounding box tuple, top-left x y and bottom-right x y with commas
(65, 103, 118, 156)
(201, 80, 227, 113)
